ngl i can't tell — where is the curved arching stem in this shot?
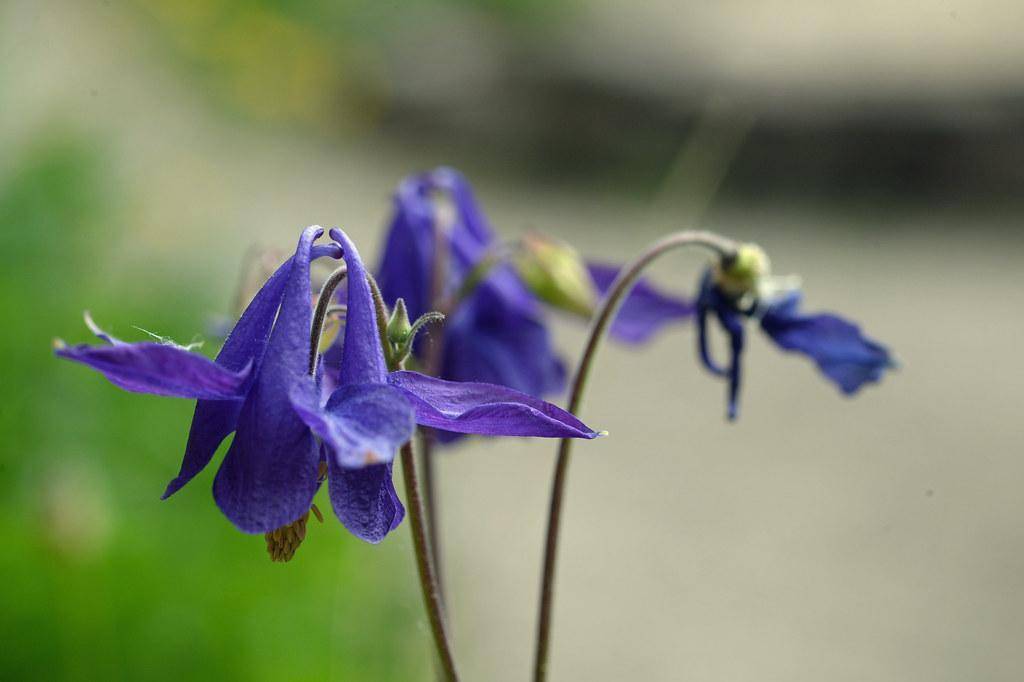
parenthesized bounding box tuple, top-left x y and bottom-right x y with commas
(420, 210, 452, 607)
(532, 230, 738, 682)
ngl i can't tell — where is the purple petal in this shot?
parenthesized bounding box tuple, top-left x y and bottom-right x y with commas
(442, 281, 565, 398)
(718, 311, 745, 422)
(165, 242, 342, 499)
(213, 227, 335, 533)
(167, 251, 296, 498)
(431, 167, 496, 256)
(587, 262, 695, 344)
(330, 228, 388, 386)
(760, 293, 894, 395)
(695, 270, 746, 420)
(376, 175, 436, 323)
(290, 380, 415, 468)
(388, 370, 599, 439)
(327, 458, 405, 544)
(430, 169, 530, 309)
(56, 341, 253, 399)
(164, 408, 241, 499)
(431, 170, 535, 315)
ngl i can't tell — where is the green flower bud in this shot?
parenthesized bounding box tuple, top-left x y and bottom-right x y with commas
(382, 297, 445, 370)
(714, 243, 770, 298)
(386, 298, 412, 346)
(515, 232, 596, 317)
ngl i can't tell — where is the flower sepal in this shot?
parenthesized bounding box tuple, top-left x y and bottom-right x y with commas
(382, 297, 445, 370)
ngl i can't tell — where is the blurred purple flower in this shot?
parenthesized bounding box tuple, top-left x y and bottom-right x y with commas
(586, 262, 695, 343)
(378, 169, 565, 400)
(376, 168, 692, 439)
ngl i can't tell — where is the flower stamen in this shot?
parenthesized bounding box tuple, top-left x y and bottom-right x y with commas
(265, 511, 310, 563)
(266, 469, 327, 562)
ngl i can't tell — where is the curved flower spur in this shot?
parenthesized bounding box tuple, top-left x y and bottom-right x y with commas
(55, 226, 600, 555)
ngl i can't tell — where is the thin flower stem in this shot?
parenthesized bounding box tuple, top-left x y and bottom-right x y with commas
(401, 439, 460, 682)
(369, 272, 458, 680)
(532, 230, 738, 682)
(418, 427, 443, 601)
(419, 358, 445, 608)
(308, 266, 348, 376)
(422, 213, 450, 608)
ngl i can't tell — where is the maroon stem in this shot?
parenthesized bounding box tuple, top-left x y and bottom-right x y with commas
(532, 231, 737, 682)
(401, 440, 459, 681)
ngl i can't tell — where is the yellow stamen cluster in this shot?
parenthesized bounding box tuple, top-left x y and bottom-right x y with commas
(265, 511, 310, 562)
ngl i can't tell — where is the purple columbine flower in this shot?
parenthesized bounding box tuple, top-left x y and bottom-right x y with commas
(376, 168, 693, 418)
(57, 227, 342, 533)
(57, 226, 598, 545)
(695, 245, 895, 420)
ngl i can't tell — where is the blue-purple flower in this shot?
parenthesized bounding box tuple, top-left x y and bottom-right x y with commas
(377, 169, 565, 400)
(57, 226, 599, 546)
(376, 167, 693, 414)
(58, 228, 343, 535)
(696, 244, 895, 420)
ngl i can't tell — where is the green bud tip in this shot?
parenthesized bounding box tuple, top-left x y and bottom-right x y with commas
(514, 232, 596, 318)
(386, 298, 412, 345)
(715, 242, 770, 298)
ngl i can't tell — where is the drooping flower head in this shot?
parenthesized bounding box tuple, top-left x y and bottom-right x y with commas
(696, 243, 895, 420)
(57, 226, 600, 551)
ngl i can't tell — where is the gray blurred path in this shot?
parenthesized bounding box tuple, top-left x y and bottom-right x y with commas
(437, 209, 1024, 681)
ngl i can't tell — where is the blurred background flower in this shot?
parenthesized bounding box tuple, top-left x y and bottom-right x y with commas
(2, 0, 1023, 680)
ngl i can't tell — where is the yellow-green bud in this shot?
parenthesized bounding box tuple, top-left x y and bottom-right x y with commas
(515, 233, 596, 318)
(386, 298, 412, 346)
(714, 243, 770, 298)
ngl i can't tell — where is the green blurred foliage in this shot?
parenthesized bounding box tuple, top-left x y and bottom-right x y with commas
(132, 0, 365, 127)
(0, 134, 424, 681)
(128, 0, 570, 129)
